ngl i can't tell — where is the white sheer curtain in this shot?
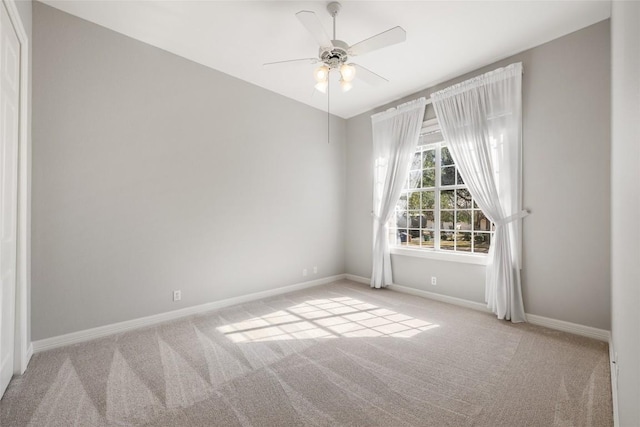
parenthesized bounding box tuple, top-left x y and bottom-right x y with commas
(371, 98, 427, 288)
(431, 63, 528, 322)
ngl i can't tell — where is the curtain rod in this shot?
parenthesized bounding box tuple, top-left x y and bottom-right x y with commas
(372, 98, 432, 121)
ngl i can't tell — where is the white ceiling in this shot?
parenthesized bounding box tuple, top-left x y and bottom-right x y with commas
(41, 1, 611, 119)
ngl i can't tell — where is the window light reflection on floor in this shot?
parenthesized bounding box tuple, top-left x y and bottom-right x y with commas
(216, 297, 440, 343)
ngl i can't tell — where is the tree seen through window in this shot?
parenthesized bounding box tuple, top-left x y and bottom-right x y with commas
(391, 126, 494, 254)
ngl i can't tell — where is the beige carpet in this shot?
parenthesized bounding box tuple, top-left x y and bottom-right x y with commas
(0, 280, 612, 426)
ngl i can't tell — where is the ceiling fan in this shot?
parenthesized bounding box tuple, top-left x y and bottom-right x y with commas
(265, 1, 406, 93)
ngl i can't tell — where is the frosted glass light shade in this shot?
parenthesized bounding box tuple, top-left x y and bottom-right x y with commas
(340, 79, 353, 92)
(314, 65, 330, 83)
(315, 80, 328, 93)
(340, 63, 356, 82)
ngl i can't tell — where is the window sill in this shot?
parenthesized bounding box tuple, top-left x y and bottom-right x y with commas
(390, 246, 488, 265)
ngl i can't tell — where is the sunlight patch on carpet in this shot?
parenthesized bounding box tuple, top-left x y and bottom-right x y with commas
(217, 297, 439, 343)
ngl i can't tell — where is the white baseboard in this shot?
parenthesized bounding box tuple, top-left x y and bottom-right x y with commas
(609, 338, 620, 426)
(346, 274, 489, 312)
(33, 274, 346, 353)
(345, 274, 370, 285)
(389, 283, 490, 313)
(0, 353, 11, 398)
(23, 343, 33, 373)
(345, 274, 610, 342)
(525, 314, 610, 342)
(13, 341, 33, 375)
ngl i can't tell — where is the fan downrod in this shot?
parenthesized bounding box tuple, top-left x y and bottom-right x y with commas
(320, 2, 347, 69)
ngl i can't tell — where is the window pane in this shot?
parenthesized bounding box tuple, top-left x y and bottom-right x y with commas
(456, 189, 472, 209)
(421, 231, 435, 248)
(474, 232, 491, 253)
(397, 194, 407, 210)
(456, 210, 472, 230)
(421, 211, 435, 229)
(407, 229, 421, 246)
(440, 190, 454, 209)
(410, 152, 421, 170)
(408, 192, 421, 210)
(456, 232, 472, 252)
(441, 232, 454, 251)
(421, 191, 435, 209)
(423, 149, 435, 169)
(409, 212, 421, 229)
(396, 212, 409, 228)
(441, 166, 456, 186)
(392, 138, 493, 256)
(474, 210, 491, 231)
(409, 171, 421, 189)
(441, 211, 454, 230)
(442, 146, 454, 166)
(398, 230, 410, 245)
(422, 169, 435, 187)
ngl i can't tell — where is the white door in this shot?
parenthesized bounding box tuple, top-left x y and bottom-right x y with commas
(0, 0, 20, 398)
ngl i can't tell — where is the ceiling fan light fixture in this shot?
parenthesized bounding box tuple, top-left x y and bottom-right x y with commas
(340, 79, 353, 92)
(265, 1, 404, 101)
(314, 65, 330, 83)
(315, 80, 329, 93)
(339, 63, 356, 82)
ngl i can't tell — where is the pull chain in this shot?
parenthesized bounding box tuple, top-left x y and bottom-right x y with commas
(327, 72, 330, 144)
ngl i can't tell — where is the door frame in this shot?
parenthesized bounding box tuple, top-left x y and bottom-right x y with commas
(3, 0, 30, 376)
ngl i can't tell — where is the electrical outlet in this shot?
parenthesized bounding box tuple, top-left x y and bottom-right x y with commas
(173, 290, 182, 302)
(431, 276, 437, 286)
(303, 269, 308, 277)
(313, 266, 318, 274)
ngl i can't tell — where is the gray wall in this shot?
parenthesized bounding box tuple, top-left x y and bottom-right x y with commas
(346, 20, 611, 330)
(610, 1, 640, 425)
(32, 3, 346, 340)
(14, 1, 31, 34)
(32, 2, 613, 341)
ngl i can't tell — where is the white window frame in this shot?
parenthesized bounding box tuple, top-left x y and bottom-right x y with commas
(390, 119, 490, 266)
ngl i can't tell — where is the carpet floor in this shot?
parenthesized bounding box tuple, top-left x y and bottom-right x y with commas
(0, 280, 612, 426)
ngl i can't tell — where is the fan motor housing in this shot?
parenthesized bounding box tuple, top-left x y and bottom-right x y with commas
(319, 40, 349, 68)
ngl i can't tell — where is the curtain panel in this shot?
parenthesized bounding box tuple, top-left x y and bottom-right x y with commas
(370, 98, 427, 288)
(431, 63, 528, 322)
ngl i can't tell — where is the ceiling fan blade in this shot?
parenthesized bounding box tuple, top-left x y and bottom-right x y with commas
(349, 26, 406, 56)
(353, 64, 388, 86)
(263, 58, 319, 66)
(296, 10, 333, 49)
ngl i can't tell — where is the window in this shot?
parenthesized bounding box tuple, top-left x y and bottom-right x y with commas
(390, 120, 494, 254)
